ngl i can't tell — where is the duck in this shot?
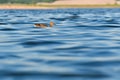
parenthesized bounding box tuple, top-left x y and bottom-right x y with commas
(34, 21, 54, 28)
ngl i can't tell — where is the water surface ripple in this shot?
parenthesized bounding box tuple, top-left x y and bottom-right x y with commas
(0, 8, 120, 80)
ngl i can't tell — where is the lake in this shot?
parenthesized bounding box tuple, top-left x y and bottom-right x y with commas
(0, 8, 120, 80)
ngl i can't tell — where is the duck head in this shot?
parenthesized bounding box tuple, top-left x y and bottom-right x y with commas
(49, 21, 55, 27)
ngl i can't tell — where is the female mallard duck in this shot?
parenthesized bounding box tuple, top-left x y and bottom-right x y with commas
(34, 21, 54, 28)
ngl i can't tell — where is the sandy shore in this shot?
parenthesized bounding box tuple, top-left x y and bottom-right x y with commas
(0, 4, 120, 9)
(52, 0, 116, 5)
(0, 4, 54, 9)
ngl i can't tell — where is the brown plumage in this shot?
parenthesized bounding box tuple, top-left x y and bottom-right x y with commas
(34, 21, 54, 28)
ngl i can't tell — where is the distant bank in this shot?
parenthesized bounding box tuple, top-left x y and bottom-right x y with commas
(0, 4, 53, 9)
(0, 4, 120, 9)
(52, 0, 116, 5)
(1, 0, 120, 9)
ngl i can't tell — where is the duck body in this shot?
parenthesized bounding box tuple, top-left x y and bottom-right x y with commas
(34, 22, 54, 28)
(34, 23, 48, 28)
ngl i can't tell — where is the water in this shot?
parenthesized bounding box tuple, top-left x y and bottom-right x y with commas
(0, 8, 120, 80)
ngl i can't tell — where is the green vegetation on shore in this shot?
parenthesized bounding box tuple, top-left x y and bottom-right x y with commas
(0, 0, 56, 4)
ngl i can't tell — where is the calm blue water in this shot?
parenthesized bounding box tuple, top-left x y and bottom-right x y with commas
(0, 8, 120, 80)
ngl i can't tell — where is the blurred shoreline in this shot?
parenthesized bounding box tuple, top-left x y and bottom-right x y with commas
(0, 4, 53, 9)
(0, 4, 120, 9)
